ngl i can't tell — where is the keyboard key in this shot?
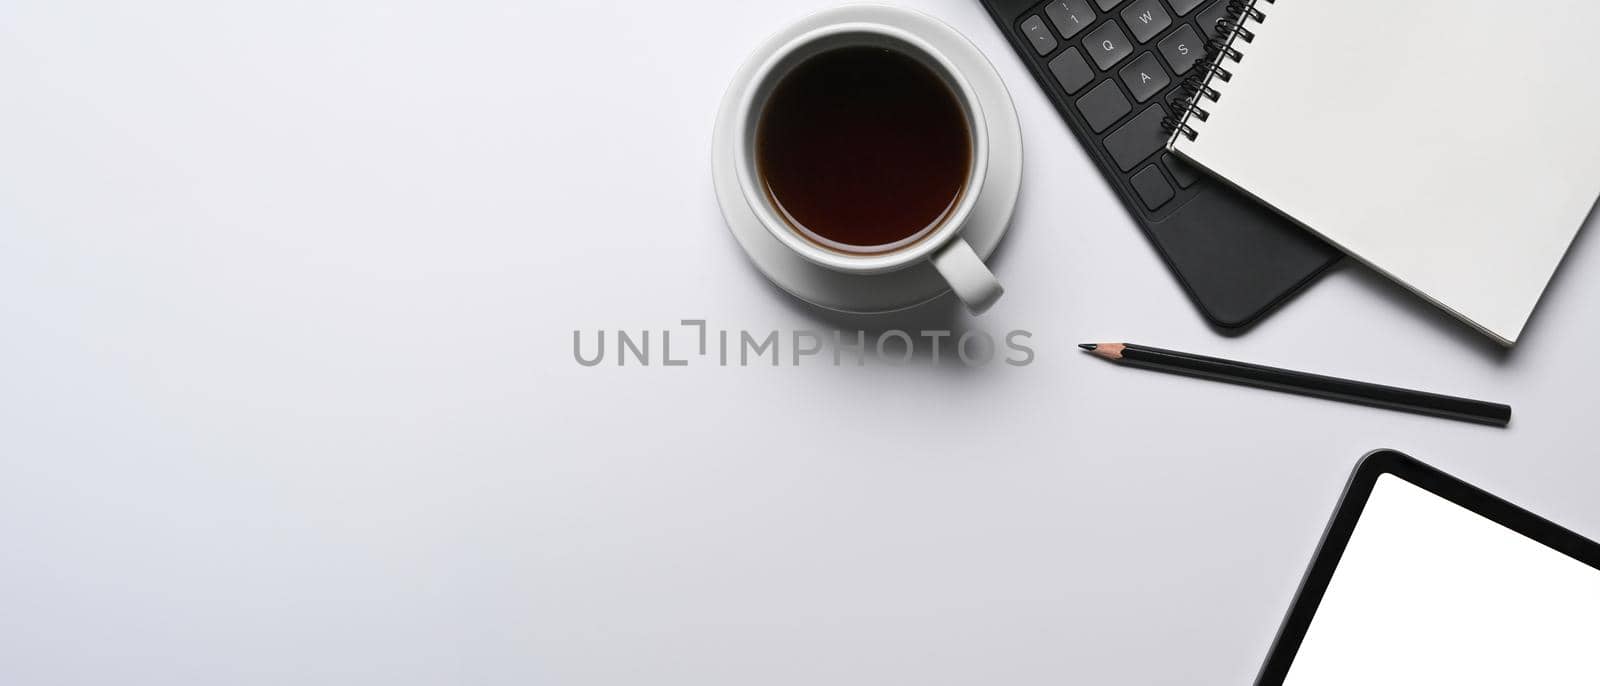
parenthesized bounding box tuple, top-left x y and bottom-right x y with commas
(1163, 153, 1201, 188)
(1119, 52, 1170, 102)
(1119, 0, 1171, 43)
(1020, 15, 1058, 56)
(1168, 0, 1206, 16)
(1082, 22, 1134, 70)
(1044, 0, 1096, 40)
(1131, 165, 1175, 210)
(1198, 1, 1232, 40)
(1158, 25, 1204, 75)
(1094, 0, 1121, 10)
(1076, 79, 1131, 133)
(1104, 104, 1167, 171)
(1049, 48, 1095, 95)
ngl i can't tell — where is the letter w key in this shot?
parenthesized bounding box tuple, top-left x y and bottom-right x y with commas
(1120, 0, 1171, 43)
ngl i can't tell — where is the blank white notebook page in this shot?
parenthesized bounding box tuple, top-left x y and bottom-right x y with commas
(1169, 0, 1600, 344)
(1282, 475, 1600, 685)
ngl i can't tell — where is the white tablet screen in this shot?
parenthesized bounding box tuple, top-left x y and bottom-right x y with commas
(1284, 474, 1600, 685)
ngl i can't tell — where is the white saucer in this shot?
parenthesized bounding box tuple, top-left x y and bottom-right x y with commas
(711, 4, 1022, 314)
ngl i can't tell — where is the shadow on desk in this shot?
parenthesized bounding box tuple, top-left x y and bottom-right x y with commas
(737, 258, 1020, 373)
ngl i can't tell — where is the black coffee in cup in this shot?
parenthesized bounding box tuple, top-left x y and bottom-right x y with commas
(756, 46, 972, 255)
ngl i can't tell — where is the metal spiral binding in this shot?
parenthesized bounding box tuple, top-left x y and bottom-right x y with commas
(1161, 0, 1273, 141)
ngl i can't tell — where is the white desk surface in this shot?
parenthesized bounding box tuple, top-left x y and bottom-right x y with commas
(1, 1, 1596, 684)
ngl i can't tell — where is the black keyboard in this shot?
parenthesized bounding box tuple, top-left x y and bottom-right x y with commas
(982, 0, 1341, 329)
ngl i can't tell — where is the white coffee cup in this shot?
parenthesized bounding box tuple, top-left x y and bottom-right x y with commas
(731, 21, 1004, 314)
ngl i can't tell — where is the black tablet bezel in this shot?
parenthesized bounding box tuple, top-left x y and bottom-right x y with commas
(1255, 449, 1600, 685)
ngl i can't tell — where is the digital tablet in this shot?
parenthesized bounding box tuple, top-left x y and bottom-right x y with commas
(1257, 450, 1600, 685)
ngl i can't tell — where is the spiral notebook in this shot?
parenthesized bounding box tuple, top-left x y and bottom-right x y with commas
(1166, 0, 1600, 345)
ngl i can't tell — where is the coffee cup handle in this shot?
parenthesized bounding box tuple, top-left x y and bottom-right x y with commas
(931, 237, 1003, 314)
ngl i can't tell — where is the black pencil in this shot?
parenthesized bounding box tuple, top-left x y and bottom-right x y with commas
(1079, 342, 1511, 427)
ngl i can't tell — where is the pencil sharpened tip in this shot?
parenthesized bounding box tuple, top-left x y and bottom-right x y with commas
(1080, 343, 1126, 360)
